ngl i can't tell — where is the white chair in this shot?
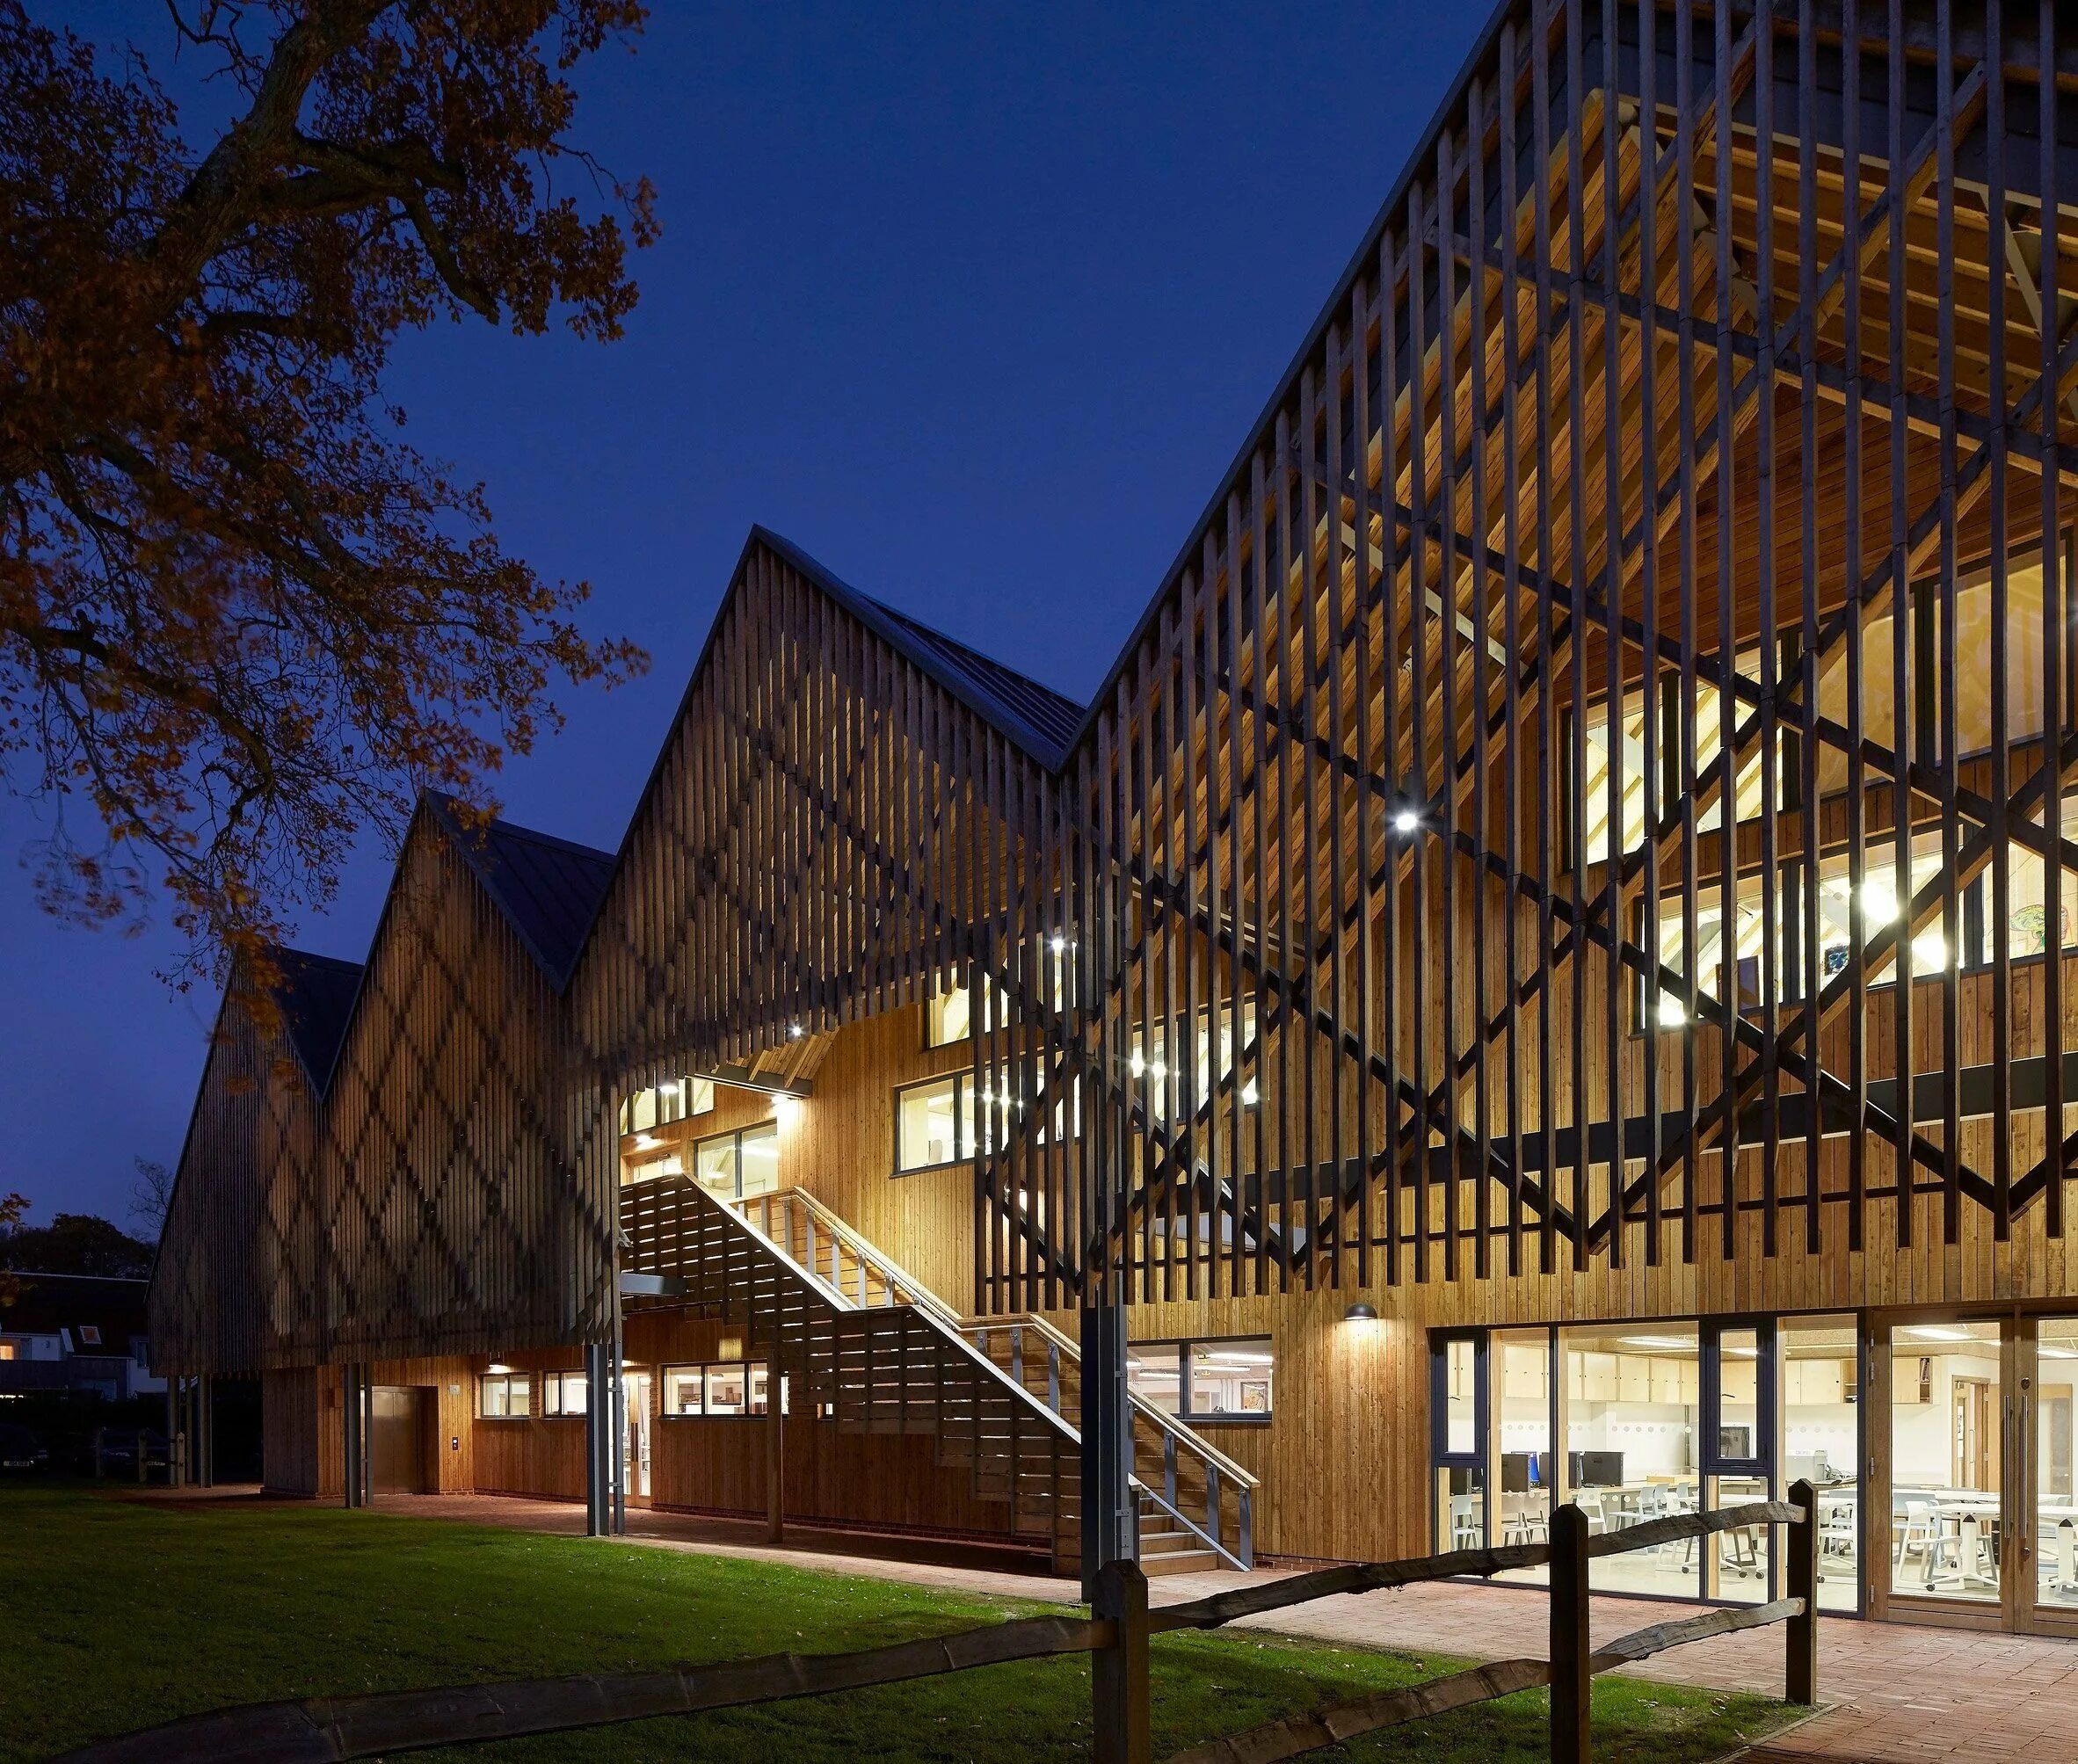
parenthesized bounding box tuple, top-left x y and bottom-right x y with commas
(1450, 1493, 1481, 1550)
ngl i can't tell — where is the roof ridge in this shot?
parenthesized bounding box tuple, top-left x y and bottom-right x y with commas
(863, 593, 1084, 719)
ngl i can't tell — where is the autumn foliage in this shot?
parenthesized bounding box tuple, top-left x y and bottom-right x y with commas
(0, 1, 653, 997)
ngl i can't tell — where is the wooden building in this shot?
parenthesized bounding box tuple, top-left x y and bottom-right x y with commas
(153, 0, 2078, 1630)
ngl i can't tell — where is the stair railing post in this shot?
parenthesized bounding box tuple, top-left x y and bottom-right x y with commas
(1236, 1485, 1253, 1571)
(1550, 1501, 1591, 1764)
(1787, 1478, 1818, 1706)
(1092, 1557, 1152, 1764)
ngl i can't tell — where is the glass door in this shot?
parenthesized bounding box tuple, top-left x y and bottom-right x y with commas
(2029, 1316, 2078, 1632)
(1430, 1332, 1486, 1555)
(1886, 1318, 2005, 1613)
(621, 1369, 652, 1503)
(1701, 1319, 1776, 1603)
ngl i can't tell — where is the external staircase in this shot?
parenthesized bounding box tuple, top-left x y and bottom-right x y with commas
(618, 1177, 1256, 1575)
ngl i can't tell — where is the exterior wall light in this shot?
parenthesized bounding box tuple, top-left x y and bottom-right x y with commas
(1343, 1303, 1379, 1323)
(788, 1022, 805, 1040)
(771, 1094, 803, 1130)
(1391, 809, 1420, 833)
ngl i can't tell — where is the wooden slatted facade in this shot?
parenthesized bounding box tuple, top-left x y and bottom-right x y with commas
(148, 0, 2078, 1592)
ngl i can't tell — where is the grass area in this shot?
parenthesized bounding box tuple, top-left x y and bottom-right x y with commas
(0, 1485, 1793, 1761)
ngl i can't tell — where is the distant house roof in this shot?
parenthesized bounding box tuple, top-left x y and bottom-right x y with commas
(272, 947, 364, 1088)
(426, 795, 618, 989)
(750, 526, 1086, 769)
(0, 1273, 149, 1351)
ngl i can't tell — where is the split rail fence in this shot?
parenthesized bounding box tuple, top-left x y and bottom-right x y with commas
(53, 1485, 1818, 1764)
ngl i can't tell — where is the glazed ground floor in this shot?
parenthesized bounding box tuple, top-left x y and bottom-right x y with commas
(1061, 1269, 2078, 1640)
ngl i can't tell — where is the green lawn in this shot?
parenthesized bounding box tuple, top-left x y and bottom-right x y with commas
(0, 1485, 1792, 1762)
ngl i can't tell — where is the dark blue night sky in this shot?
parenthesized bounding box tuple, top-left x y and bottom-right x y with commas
(2, 3, 1483, 1225)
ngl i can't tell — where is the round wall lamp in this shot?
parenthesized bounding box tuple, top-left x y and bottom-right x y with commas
(1343, 1302, 1379, 1323)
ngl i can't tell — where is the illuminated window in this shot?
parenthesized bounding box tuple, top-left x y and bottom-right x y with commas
(893, 1073, 1012, 1173)
(693, 1122, 780, 1201)
(478, 1371, 532, 1419)
(1128, 1004, 1260, 1120)
(927, 976, 1001, 1048)
(1127, 1339, 1274, 1420)
(541, 1370, 588, 1416)
(620, 1076, 716, 1135)
(661, 1365, 704, 1415)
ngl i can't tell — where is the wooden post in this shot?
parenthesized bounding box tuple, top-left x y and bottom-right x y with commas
(767, 1347, 785, 1544)
(1092, 1558, 1152, 1764)
(1787, 1477, 1818, 1706)
(1550, 1502, 1591, 1764)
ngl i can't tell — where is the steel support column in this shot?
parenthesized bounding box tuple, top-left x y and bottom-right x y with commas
(1079, 1302, 1136, 1595)
(584, 1342, 616, 1536)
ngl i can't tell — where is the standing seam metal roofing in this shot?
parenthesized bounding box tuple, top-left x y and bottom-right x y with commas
(424, 792, 619, 991)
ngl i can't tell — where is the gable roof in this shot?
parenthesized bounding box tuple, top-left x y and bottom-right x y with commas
(271, 947, 363, 1090)
(752, 526, 1086, 769)
(425, 794, 617, 990)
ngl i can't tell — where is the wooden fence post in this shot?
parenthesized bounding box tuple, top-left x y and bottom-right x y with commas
(1093, 1557, 1152, 1764)
(1787, 1478, 1818, 1706)
(1550, 1502, 1590, 1764)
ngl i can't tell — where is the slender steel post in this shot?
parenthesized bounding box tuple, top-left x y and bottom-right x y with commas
(1550, 1502, 1591, 1763)
(583, 1341, 614, 1537)
(1079, 1303, 1135, 1594)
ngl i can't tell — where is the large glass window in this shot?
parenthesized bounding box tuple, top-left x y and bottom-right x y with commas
(694, 1122, 780, 1201)
(478, 1370, 531, 1419)
(1494, 1329, 1554, 1584)
(1890, 1318, 2003, 1604)
(893, 1073, 1010, 1172)
(2037, 1319, 2078, 1616)
(1783, 1316, 1861, 1614)
(1564, 1323, 1702, 1596)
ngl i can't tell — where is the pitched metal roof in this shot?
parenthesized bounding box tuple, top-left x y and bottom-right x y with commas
(271, 947, 363, 1089)
(426, 795, 617, 990)
(750, 526, 1086, 769)
(865, 596, 1087, 765)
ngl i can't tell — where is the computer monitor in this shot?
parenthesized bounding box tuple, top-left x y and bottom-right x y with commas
(1500, 1451, 1533, 1493)
(1570, 1449, 1624, 1487)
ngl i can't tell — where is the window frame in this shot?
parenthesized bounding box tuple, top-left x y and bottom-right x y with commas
(477, 1370, 533, 1420)
(656, 1360, 782, 1419)
(1128, 1335, 1275, 1425)
(691, 1120, 781, 1201)
(892, 1070, 979, 1177)
(541, 1368, 588, 1418)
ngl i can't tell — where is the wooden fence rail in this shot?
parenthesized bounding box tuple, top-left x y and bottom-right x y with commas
(52, 1488, 1818, 1764)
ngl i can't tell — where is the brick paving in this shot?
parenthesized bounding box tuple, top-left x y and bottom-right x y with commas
(157, 1490, 2078, 1760)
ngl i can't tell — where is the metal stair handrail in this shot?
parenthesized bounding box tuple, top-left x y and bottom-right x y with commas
(965, 1309, 1256, 1571)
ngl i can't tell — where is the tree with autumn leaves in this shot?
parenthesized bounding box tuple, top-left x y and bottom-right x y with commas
(0, 0, 653, 998)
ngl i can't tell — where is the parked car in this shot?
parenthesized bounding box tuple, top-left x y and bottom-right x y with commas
(0, 1422, 48, 1470)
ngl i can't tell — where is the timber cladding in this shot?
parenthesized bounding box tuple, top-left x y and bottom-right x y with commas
(155, 4, 2078, 1447)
